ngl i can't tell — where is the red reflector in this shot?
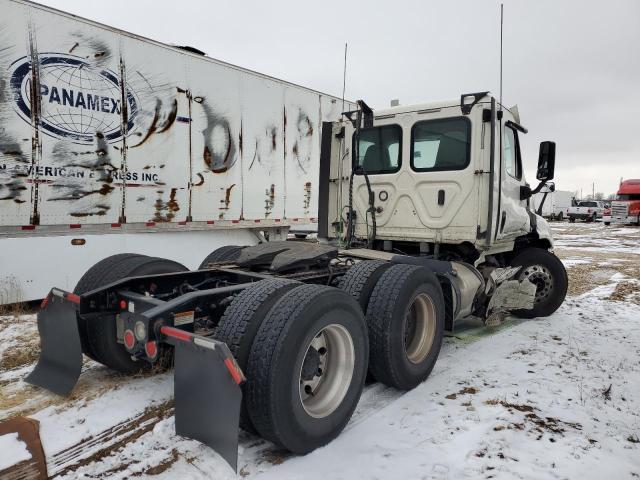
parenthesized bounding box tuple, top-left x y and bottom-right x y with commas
(160, 326, 193, 342)
(293, 218, 299, 222)
(310, 217, 317, 222)
(254, 219, 261, 223)
(40, 296, 49, 309)
(178, 221, 187, 225)
(111, 223, 121, 228)
(274, 219, 281, 222)
(21, 225, 35, 230)
(207, 220, 215, 225)
(66, 293, 81, 304)
(145, 341, 158, 359)
(232, 220, 240, 224)
(70, 224, 81, 229)
(124, 330, 135, 349)
(146, 222, 156, 227)
(224, 357, 244, 385)
(119, 300, 127, 310)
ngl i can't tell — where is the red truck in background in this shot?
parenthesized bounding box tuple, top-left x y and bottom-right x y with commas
(603, 179, 640, 226)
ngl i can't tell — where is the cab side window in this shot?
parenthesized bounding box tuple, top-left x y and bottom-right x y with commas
(504, 126, 522, 180)
(353, 125, 402, 174)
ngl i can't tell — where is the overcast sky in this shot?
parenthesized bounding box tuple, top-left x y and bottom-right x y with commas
(37, 0, 640, 197)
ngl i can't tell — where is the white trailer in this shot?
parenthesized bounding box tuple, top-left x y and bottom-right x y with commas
(532, 188, 574, 220)
(0, 0, 354, 304)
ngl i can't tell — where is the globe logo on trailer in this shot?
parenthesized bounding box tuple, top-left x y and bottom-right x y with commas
(9, 54, 138, 144)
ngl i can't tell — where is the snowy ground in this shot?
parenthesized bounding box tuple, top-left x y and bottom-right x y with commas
(1, 222, 639, 479)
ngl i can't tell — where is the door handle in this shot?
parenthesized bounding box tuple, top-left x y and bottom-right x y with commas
(438, 190, 445, 205)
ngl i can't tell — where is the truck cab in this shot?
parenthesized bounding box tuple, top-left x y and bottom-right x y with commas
(320, 93, 556, 265)
(604, 179, 640, 226)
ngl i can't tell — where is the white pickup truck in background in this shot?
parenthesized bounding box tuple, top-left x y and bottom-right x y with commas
(567, 200, 606, 222)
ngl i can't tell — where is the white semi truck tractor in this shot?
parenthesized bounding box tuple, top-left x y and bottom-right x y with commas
(13, 0, 568, 473)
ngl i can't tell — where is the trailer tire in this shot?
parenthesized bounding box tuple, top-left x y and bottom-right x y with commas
(604, 222, 611, 226)
(366, 264, 445, 390)
(74, 253, 145, 360)
(198, 245, 244, 269)
(215, 278, 300, 432)
(338, 260, 392, 311)
(509, 248, 567, 319)
(81, 255, 188, 373)
(569, 217, 575, 223)
(246, 284, 368, 454)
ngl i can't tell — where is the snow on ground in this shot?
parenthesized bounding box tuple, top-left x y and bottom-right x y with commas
(1, 222, 639, 479)
(0, 431, 31, 470)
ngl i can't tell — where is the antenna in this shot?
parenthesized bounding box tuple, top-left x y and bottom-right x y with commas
(499, 3, 504, 111)
(341, 43, 348, 113)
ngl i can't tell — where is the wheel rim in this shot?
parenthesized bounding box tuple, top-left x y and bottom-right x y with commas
(298, 324, 355, 419)
(521, 264, 554, 304)
(404, 293, 436, 364)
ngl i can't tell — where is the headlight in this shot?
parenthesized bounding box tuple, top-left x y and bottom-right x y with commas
(134, 321, 147, 341)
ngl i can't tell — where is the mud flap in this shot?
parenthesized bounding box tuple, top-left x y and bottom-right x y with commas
(26, 290, 83, 396)
(161, 326, 244, 472)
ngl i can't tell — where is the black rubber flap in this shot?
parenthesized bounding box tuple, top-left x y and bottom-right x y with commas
(173, 340, 242, 472)
(26, 297, 83, 396)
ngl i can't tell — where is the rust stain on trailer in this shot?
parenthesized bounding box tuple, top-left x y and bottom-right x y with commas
(152, 188, 180, 222)
(157, 98, 178, 133)
(131, 99, 161, 147)
(248, 139, 259, 171)
(193, 172, 205, 187)
(304, 181, 312, 214)
(265, 183, 275, 216)
(196, 98, 236, 173)
(218, 184, 236, 218)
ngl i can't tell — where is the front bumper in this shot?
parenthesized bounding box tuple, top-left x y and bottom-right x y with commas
(603, 215, 638, 224)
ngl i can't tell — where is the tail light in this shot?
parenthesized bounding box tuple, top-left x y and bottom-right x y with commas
(123, 329, 136, 349)
(145, 341, 158, 359)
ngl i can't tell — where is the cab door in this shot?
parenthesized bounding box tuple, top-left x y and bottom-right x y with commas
(495, 122, 530, 240)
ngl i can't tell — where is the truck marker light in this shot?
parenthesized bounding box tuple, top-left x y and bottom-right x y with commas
(40, 295, 50, 309)
(224, 357, 245, 385)
(65, 293, 81, 304)
(71, 238, 86, 246)
(145, 341, 158, 359)
(119, 300, 127, 310)
(124, 329, 136, 349)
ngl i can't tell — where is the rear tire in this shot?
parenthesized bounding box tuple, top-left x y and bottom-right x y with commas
(366, 264, 445, 390)
(78, 255, 188, 373)
(198, 245, 244, 269)
(569, 217, 575, 223)
(215, 279, 300, 432)
(245, 285, 368, 453)
(74, 253, 141, 360)
(338, 260, 392, 311)
(509, 248, 567, 319)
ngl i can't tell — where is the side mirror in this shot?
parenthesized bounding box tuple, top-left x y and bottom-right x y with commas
(536, 141, 556, 181)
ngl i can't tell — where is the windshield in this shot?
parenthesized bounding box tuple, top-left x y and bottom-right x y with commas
(617, 194, 640, 201)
